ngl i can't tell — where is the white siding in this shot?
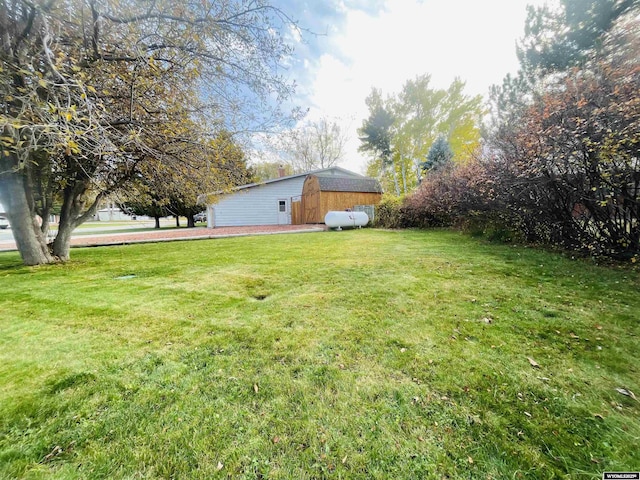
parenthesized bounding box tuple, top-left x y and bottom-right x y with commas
(210, 177, 306, 227)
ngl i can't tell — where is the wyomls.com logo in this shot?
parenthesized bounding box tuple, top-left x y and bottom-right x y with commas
(603, 473, 640, 480)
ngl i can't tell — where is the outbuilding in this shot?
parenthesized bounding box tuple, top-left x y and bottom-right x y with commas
(293, 174, 383, 224)
(205, 166, 382, 228)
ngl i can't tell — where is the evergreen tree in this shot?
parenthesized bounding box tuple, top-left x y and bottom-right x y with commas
(420, 136, 453, 174)
(517, 0, 637, 78)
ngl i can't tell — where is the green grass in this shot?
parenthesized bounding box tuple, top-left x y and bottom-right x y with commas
(0, 229, 638, 479)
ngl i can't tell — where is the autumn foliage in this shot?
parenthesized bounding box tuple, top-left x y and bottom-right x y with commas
(385, 17, 640, 260)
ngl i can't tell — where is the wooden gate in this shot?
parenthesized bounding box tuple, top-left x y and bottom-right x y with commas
(291, 197, 303, 225)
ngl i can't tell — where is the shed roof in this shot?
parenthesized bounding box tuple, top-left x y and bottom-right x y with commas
(234, 166, 363, 191)
(316, 176, 382, 193)
(199, 166, 366, 204)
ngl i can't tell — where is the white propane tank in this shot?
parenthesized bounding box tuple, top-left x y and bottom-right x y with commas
(324, 211, 369, 230)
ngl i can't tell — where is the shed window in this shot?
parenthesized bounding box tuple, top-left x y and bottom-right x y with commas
(278, 201, 286, 212)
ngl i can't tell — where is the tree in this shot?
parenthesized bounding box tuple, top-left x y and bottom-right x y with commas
(0, 0, 298, 265)
(421, 136, 453, 174)
(121, 131, 252, 228)
(395, 2, 640, 259)
(310, 117, 349, 169)
(361, 77, 483, 195)
(250, 162, 293, 182)
(484, 11, 640, 258)
(517, 0, 637, 78)
(358, 89, 397, 194)
(275, 117, 349, 172)
(486, 72, 533, 138)
(169, 132, 253, 227)
(120, 187, 169, 230)
(490, 1, 639, 143)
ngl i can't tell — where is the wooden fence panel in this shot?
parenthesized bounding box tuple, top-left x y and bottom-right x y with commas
(291, 200, 302, 225)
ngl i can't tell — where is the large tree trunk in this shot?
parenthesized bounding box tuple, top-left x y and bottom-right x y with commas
(0, 170, 54, 265)
(154, 216, 161, 229)
(52, 222, 74, 261)
(187, 215, 195, 228)
(51, 182, 104, 261)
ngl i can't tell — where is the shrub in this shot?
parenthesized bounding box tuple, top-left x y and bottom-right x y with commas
(374, 195, 405, 229)
(402, 167, 457, 228)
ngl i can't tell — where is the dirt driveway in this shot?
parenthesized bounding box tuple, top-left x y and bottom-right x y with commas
(0, 225, 325, 252)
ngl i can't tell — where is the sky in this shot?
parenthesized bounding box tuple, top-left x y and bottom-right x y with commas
(269, 0, 549, 174)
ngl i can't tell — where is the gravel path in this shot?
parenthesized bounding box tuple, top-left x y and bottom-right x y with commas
(0, 225, 325, 252)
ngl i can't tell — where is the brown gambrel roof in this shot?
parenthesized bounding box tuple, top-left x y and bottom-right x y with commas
(316, 176, 382, 193)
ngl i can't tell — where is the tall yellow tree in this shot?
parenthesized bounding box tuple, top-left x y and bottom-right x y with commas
(361, 76, 484, 196)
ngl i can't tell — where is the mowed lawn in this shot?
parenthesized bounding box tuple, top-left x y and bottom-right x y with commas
(0, 230, 638, 479)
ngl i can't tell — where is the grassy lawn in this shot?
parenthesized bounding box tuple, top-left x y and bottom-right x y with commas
(0, 229, 638, 479)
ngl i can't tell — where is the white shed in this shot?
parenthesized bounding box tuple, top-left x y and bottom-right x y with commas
(206, 167, 364, 228)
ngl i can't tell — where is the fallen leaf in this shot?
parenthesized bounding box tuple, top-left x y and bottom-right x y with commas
(524, 412, 532, 417)
(216, 462, 224, 471)
(569, 332, 580, 339)
(400, 348, 407, 353)
(527, 357, 541, 368)
(593, 413, 604, 420)
(482, 317, 493, 324)
(468, 456, 474, 464)
(272, 436, 280, 444)
(342, 455, 348, 464)
(615, 388, 638, 401)
(253, 384, 259, 393)
(417, 436, 424, 442)
(595, 325, 603, 330)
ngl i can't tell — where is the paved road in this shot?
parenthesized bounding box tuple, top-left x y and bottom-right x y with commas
(0, 223, 324, 252)
(0, 228, 12, 243)
(0, 219, 174, 243)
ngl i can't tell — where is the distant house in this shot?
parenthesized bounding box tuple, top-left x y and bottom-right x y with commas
(205, 166, 382, 228)
(95, 206, 135, 221)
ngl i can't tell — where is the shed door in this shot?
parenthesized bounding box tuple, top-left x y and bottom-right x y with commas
(277, 199, 290, 225)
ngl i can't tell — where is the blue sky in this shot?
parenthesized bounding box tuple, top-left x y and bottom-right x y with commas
(270, 0, 548, 173)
